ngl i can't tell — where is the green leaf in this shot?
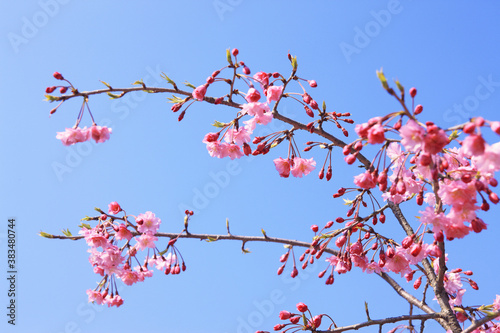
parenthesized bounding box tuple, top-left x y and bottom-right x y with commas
(78, 222, 92, 229)
(100, 80, 112, 89)
(184, 81, 196, 89)
(242, 247, 251, 254)
(270, 141, 279, 149)
(261, 229, 267, 237)
(44, 94, 61, 102)
(206, 236, 218, 242)
(107, 92, 121, 99)
(343, 198, 354, 206)
(94, 207, 104, 214)
(394, 79, 404, 96)
(226, 48, 233, 66)
(39, 231, 54, 238)
(132, 79, 144, 86)
(291, 55, 298, 71)
(61, 228, 72, 237)
(376, 68, 389, 90)
(449, 130, 460, 141)
(167, 95, 185, 104)
(212, 120, 226, 128)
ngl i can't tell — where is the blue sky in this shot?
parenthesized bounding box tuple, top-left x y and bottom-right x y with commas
(1, 1, 500, 332)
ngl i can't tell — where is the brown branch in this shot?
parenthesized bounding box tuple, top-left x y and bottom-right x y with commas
(462, 310, 500, 333)
(316, 313, 445, 333)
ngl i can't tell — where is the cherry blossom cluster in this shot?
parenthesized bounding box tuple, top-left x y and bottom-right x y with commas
(185, 49, 344, 178)
(46, 72, 112, 146)
(80, 202, 187, 307)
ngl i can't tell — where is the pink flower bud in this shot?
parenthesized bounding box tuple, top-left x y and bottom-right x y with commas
(310, 100, 319, 110)
(386, 246, 395, 258)
(243, 66, 250, 75)
(291, 267, 298, 278)
(325, 221, 334, 228)
(192, 84, 207, 101)
(53, 71, 64, 80)
(296, 302, 308, 312)
(245, 88, 261, 103)
(463, 122, 476, 134)
(231, 48, 239, 56)
(409, 87, 417, 98)
(45, 86, 56, 93)
(414, 104, 423, 115)
(413, 276, 422, 289)
(402, 235, 413, 249)
(311, 225, 319, 232)
(304, 106, 314, 117)
(491, 121, 500, 135)
(410, 243, 422, 257)
(308, 80, 317, 88)
(279, 310, 292, 320)
(108, 201, 121, 215)
(290, 316, 300, 324)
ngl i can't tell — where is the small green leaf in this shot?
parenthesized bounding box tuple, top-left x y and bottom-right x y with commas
(290, 55, 298, 72)
(376, 68, 389, 90)
(167, 95, 185, 104)
(107, 92, 121, 99)
(226, 48, 233, 66)
(343, 198, 354, 206)
(94, 207, 104, 214)
(61, 228, 72, 237)
(132, 79, 144, 86)
(394, 79, 404, 96)
(100, 80, 112, 89)
(184, 81, 196, 89)
(242, 247, 251, 254)
(206, 236, 218, 242)
(270, 141, 279, 149)
(78, 222, 92, 229)
(449, 130, 460, 141)
(322, 101, 326, 112)
(212, 120, 226, 128)
(39, 231, 54, 238)
(160, 72, 175, 86)
(44, 94, 61, 102)
(261, 229, 267, 237)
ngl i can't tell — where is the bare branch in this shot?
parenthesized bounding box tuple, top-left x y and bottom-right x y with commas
(462, 310, 500, 333)
(316, 313, 445, 333)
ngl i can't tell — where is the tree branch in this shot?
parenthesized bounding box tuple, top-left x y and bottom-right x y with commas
(316, 313, 445, 333)
(461, 310, 500, 333)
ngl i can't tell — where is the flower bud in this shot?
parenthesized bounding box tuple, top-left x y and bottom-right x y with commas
(231, 48, 239, 56)
(296, 302, 308, 312)
(414, 104, 423, 115)
(243, 66, 250, 75)
(386, 246, 395, 258)
(45, 86, 56, 93)
(279, 311, 292, 320)
(409, 87, 417, 98)
(53, 72, 64, 80)
(325, 221, 334, 228)
(308, 80, 317, 88)
(413, 276, 422, 289)
(402, 235, 413, 249)
(311, 225, 319, 233)
(291, 267, 298, 278)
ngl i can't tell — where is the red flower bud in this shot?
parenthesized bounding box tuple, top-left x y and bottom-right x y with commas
(402, 235, 413, 249)
(231, 48, 239, 56)
(304, 106, 314, 117)
(53, 71, 64, 80)
(279, 311, 292, 320)
(311, 225, 319, 233)
(296, 302, 308, 312)
(308, 80, 317, 88)
(45, 86, 56, 93)
(414, 104, 423, 115)
(243, 66, 250, 75)
(409, 87, 417, 98)
(413, 276, 422, 289)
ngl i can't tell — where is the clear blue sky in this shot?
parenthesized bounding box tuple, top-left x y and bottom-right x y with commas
(1, 1, 500, 332)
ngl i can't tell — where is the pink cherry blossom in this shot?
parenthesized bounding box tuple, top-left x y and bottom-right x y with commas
(473, 142, 500, 175)
(253, 71, 269, 87)
(399, 119, 425, 152)
(423, 125, 449, 155)
(266, 85, 283, 103)
(224, 127, 251, 146)
(103, 294, 124, 308)
(355, 123, 370, 138)
(367, 123, 385, 144)
(206, 141, 230, 159)
(79, 227, 110, 249)
(245, 87, 261, 103)
(56, 127, 90, 146)
(419, 206, 449, 234)
(226, 144, 244, 160)
(493, 295, 500, 310)
(136, 211, 161, 235)
(86, 289, 104, 305)
(135, 233, 158, 251)
(462, 134, 486, 156)
(290, 157, 316, 178)
(192, 84, 207, 101)
(88, 245, 125, 276)
(384, 247, 411, 276)
(115, 224, 133, 241)
(202, 132, 219, 143)
(108, 201, 121, 215)
(242, 102, 270, 117)
(89, 125, 112, 143)
(273, 158, 291, 178)
(353, 171, 376, 189)
(119, 269, 141, 286)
